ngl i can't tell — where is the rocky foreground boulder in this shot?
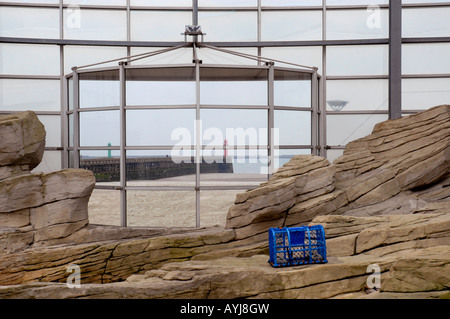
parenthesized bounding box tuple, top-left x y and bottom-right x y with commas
(0, 105, 448, 299)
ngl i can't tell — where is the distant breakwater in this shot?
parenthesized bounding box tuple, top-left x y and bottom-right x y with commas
(80, 156, 233, 182)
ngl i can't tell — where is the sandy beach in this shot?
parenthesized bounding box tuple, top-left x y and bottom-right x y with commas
(87, 173, 264, 228)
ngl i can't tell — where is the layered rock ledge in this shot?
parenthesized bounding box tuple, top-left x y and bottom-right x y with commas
(0, 106, 448, 299)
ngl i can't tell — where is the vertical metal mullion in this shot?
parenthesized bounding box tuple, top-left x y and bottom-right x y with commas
(119, 63, 127, 227)
(193, 0, 199, 43)
(59, 0, 65, 169)
(389, 0, 402, 119)
(195, 58, 201, 228)
(322, 0, 328, 159)
(126, 0, 131, 62)
(311, 70, 319, 156)
(61, 47, 68, 169)
(318, 75, 326, 157)
(257, 0, 262, 66)
(268, 64, 274, 177)
(73, 70, 80, 169)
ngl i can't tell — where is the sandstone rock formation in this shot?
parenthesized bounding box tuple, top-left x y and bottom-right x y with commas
(0, 106, 448, 299)
(226, 104, 450, 242)
(0, 111, 96, 252)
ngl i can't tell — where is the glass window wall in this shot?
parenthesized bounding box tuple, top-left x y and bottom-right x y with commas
(63, 9, 127, 41)
(327, 45, 388, 76)
(0, 6, 59, 39)
(68, 62, 317, 227)
(0, 79, 60, 112)
(261, 10, 322, 41)
(0, 43, 60, 76)
(403, 7, 450, 38)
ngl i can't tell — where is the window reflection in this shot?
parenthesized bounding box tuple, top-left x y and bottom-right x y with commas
(200, 67, 268, 106)
(79, 110, 120, 147)
(126, 109, 196, 146)
(79, 70, 120, 108)
(126, 67, 195, 106)
(274, 110, 311, 145)
(274, 70, 312, 107)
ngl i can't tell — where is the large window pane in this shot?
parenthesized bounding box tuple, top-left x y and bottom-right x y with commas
(326, 0, 388, 4)
(261, 11, 322, 41)
(326, 149, 344, 164)
(126, 67, 195, 106)
(200, 68, 267, 106)
(0, 79, 60, 112)
(274, 70, 312, 108)
(38, 115, 61, 148)
(127, 191, 196, 227)
(261, 47, 322, 73)
(126, 150, 195, 186)
(403, 7, 450, 38)
(64, 46, 127, 74)
(126, 109, 196, 146)
(200, 109, 268, 146)
(0, 7, 59, 39)
(402, 43, 450, 75)
(68, 77, 74, 111)
(80, 150, 121, 183)
(79, 110, 120, 147)
(262, 0, 322, 6)
(88, 189, 121, 226)
(63, 9, 127, 40)
(2, 0, 59, 3)
(200, 190, 241, 228)
(199, 11, 257, 42)
(402, 0, 449, 3)
(131, 0, 191, 6)
(64, 0, 126, 5)
(199, 0, 256, 6)
(0, 43, 59, 76)
(274, 110, 311, 145)
(327, 114, 388, 146)
(79, 70, 120, 108)
(326, 79, 388, 111)
(200, 148, 268, 186)
(32, 151, 62, 174)
(327, 45, 388, 76)
(402, 78, 450, 110)
(130, 11, 191, 41)
(327, 9, 389, 40)
(68, 113, 74, 147)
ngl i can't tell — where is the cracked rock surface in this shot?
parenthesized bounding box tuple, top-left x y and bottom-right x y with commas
(0, 106, 448, 299)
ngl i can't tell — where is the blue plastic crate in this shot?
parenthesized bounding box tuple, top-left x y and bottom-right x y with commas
(268, 225, 328, 267)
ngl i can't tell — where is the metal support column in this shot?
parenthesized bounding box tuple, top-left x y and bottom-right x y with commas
(318, 75, 326, 157)
(195, 51, 201, 228)
(389, 0, 402, 119)
(311, 69, 319, 156)
(73, 70, 80, 169)
(268, 63, 275, 177)
(119, 63, 127, 227)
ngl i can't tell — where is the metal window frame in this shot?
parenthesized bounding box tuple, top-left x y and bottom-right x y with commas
(68, 46, 319, 227)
